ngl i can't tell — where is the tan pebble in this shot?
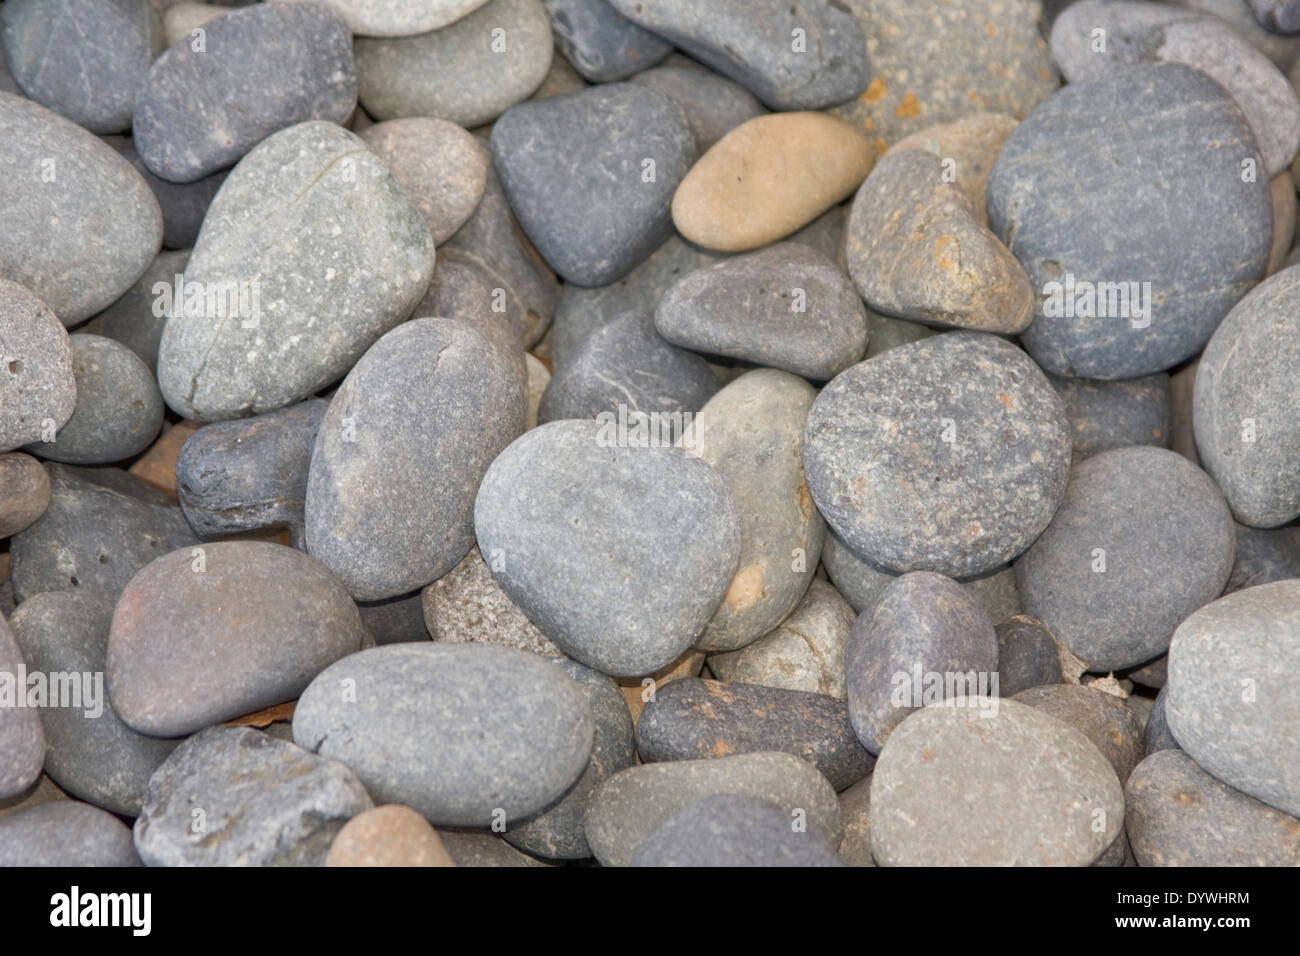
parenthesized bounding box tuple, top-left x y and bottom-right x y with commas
(325, 805, 455, 867)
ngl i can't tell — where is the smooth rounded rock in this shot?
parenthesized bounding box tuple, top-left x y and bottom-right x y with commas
(1226, 523, 1300, 593)
(994, 615, 1062, 697)
(325, 805, 455, 867)
(630, 56, 766, 153)
(1145, 684, 1181, 755)
(0, 282, 75, 453)
(888, 112, 1020, 229)
(274, 0, 492, 37)
(0, 453, 49, 538)
(109, 141, 228, 251)
(0, 801, 139, 866)
(630, 794, 843, 867)
(542, 0, 671, 82)
(1013, 684, 1146, 784)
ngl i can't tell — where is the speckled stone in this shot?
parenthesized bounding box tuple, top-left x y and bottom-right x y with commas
(305, 318, 525, 600)
(9, 464, 198, 602)
(0, 282, 75, 453)
(1226, 523, 1300, 593)
(1015, 446, 1236, 672)
(0, 801, 139, 866)
(0, 94, 163, 324)
(474, 419, 741, 677)
(1166, 580, 1300, 816)
(870, 699, 1124, 866)
(804, 332, 1072, 579)
(422, 545, 561, 657)
(0, 453, 48, 538)
(134, 726, 372, 866)
(134, 3, 357, 182)
(293, 643, 594, 826)
(630, 55, 766, 153)
(608, 0, 868, 110)
(325, 805, 456, 867)
(176, 399, 327, 546)
(987, 64, 1272, 379)
(1013, 684, 1145, 784)
(845, 571, 998, 754)
(1126, 748, 1300, 866)
(107, 541, 369, 736)
(1145, 684, 1181, 755)
(888, 112, 1020, 229)
(10, 589, 179, 817)
(25, 335, 163, 466)
(157, 121, 434, 422)
(503, 658, 634, 859)
(0, 615, 44, 801)
(1193, 265, 1300, 528)
(275, 0, 493, 37)
(81, 249, 189, 373)
(542, 0, 671, 82)
(584, 751, 843, 867)
(656, 244, 868, 381)
(1, 0, 163, 134)
(1048, 372, 1172, 460)
(995, 615, 1062, 697)
(354, 0, 553, 127)
(631, 794, 843, 867)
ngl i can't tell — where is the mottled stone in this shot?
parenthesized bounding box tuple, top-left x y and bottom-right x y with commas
(0, 801, 139, 866)
(0, 281, 74, 451)
(1048, 372, 1172, 460)
(995, 615, 1062, 697)
(0, 453, 48, 538)
(631, 794, 843, 867)
(1013, 684, 1145, 784)
(422, 545, 560, 657)
(630, 56, 766, 153)
(543, 0, 671, 82)
(81, 249, 189, 374)
(888, 112, 1020, 228)
(325, 805, 455, 867)
(0, 615, 44, 801)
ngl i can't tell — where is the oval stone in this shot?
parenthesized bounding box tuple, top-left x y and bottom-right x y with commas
(0, 801, 139, 866)
(542, 0, 671, 82)
(325, 805, 455, 868)
(275, 0, 493, 37)
(631, 55, 766, 153)
(0, 452, 48, 538)
(630, 794, 843, 867)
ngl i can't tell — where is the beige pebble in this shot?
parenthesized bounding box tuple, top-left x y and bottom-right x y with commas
(325, 805, 456, 867)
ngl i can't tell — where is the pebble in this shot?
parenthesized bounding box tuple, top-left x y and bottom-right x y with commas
(672, 112, 872, 253)
(437, 830, 550, 867)
(864, 306, 936, 359)
(305, 317, 525, 600)
(1012, 684, 1145, 784)
(292, 643, 594, 826)
(636, 678, 874, 791)
(837, 774, 874, 866)
(0, 801, 139, 866)
(1166, 579, 1300, 816)
(25, 334, 163, 466)
(870, 699, 1125, 866)
(157, 121, 434, 421)
(845, 571, 998, 754)
(1253, 0, 1300, 34)
(583, 751, 843, 867)
(473, 419, 741, 676)
(524, 353, 548, 429)
(630, 55, 766, 153)
(0, 283, 75, 453)
(0, 0, 162, 134)
(803, 332, 1072, 579)
(9, 464, 197, 602)
(81, 249, 189, 373)
(887, 112, 1020, 229)
(987, 63, 1272, 379)
(281, 0, 493, 37)
(1014, 446, 1237, 672)
(707, 578, 856, 700)
(356, 591, 428, 646)
(845, 148, 1033, 335)
(325, 805, 456, 868)
(1126, 748, 1300, 866)
(0, 452, 49, 538)
(608, 0, 868, 110)
(543, 0, 671, 82)
(1268, 170, 1297, 275)
(354, 0, 553, 127)
(656, 243, 868, 381)
(1193, 265, 1300, 527)
(1144, 685, 1181, 755)
(413, 259, 528, 388)
(0, 614, 45, 801)
(995, 615, 1063, 697)
(107, 540, 369, 736)
(1226, 523, 1300, 593)
(630, 794, 843, 867)
(0, 94, 163, 324)
(134, 3, 357, 182)
(10, 589, 179, 816)
(492, 83, 695, 286)
(1048, 372, 1172, 460)
(133, 726, 373, 866)
(360, 118, 489, 244)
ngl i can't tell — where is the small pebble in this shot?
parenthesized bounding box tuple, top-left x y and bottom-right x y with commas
(325, 805, 456, 868)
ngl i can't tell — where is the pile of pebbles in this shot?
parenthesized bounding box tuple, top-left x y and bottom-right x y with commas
(1, 0, 1298, 868)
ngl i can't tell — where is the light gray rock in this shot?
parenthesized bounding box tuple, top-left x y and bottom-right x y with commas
(0, 281, 75, 453)
(272, 0, 493, 37)
(631, 794, 843, 867)
(0, 453, 49, 538)
(0, 801, 139, 866)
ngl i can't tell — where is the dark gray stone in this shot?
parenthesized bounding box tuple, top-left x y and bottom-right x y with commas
(0, 38, 19, 96)
(656, 243, 868, 381)
(356, 591, 429, 646)
(631, 794, 843, 867)
(988, 63, 1272, 379)
(1049, 372, 1172, 460)
(630, 55, 766, 153)
(109, 140, 227, 250)
(995, 616, 1063, 697)
(411, 257, 528, 388)
(1144, 684, 1181, 755)
(305, 317, 525, 601)
(0, 452, 48, 538)
(0, 801, 139, 866)
(1126, 654, 1167, 689)
(804, 332, 1072, 579)
(292, 643, 594, 827)
(81, 249, 189, 374)
(133, 726, 372, 866)
(176, 399, 327, 546)
(0, 281, 75, 453)
(0, 615, 44, 801)
(491, 83, 696, 286)
(543, 0, 672, 82)
(1015, 446, 1236, 672)
(1013, 684, 1145, 784)
(133, 3, 356, 182)
(1227, 522, 1300, 593)
(9, 464, 198, 602)
(473, 419, 741, 676)
(608, 0, 869, 110)
(107, 540, 369, 736)
(10, 589, 179, 817)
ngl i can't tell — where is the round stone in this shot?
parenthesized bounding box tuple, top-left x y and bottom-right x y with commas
(422, 545, 560, 657)
(325, 805, 455, 868)
(274, 0, 493, 37)
(994, 615, 1063, 697)
(81, 249, 190, 373)
(542, 0, 671, 82)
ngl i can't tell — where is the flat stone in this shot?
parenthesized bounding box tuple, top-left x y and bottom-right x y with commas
(81, 249, 190, 374)
(608, 0, 868, 110)
(656, 243, 868, 380)
(870, 699, 1124, 865)
(672, 112, 872, 253)
(473, 419, 741, 676)
(25, 335, 163, 465)
(293, 643, 594, 827)
(1013, 684, 1145, 784)
(274, 0, 493, 37)
(987, 63, 1272, 378)
(0, 801, 139, 866)
(157, 121, 434, 421)
(134, 726, 372, 866)
(888, 112, 1020, 228)
(134, 3, 357, 182)
(804, 332, 1072, 579)
(107, 540, 369, 736)
(995, 615, 1063, 697)
(584, 751, 843, 867)
(354, 0, 553, 127)
(630, 55, 766, 153)
(325, 805, 456, 867)
(10, 589, 179, 816)
(1166, 579, 1300, 816)
(305, 317, 525, 600)
(1194, 265, 1300, 527)
(1126, 748, 1300, 866)
(0, 283, 75, 453)
(631, 794, 843, 867)
(543, 0, 671, 82)
(845, 571, 998, 754)
(1048, 372, 1172, 460)
(1226, 523, 1300, 594)
(0, 453, 48, 538)
(0, 94, 163, 324)
(0, 615, 44, 801)
(1015, 446, 1237, 672)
